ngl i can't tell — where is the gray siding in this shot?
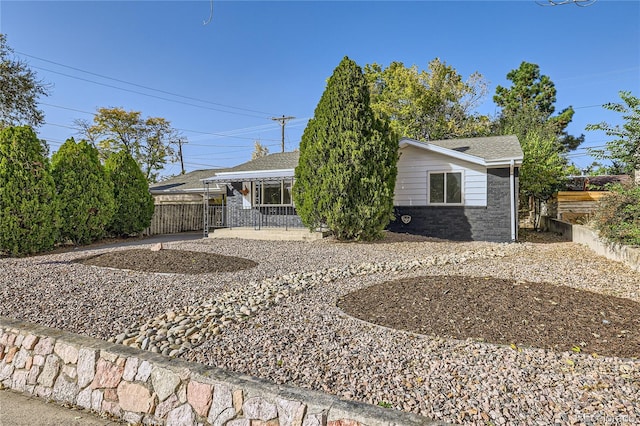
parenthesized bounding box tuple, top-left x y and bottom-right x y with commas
(388, 167, 518, 242)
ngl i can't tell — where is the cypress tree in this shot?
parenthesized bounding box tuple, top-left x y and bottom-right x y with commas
(0, 126, 59, 255)
(293, 56, 398, 240)
(51, 138, 115, 244)
(105, 150, 155, 236)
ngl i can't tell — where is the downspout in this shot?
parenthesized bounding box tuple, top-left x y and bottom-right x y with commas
(509, 159, 516, 242)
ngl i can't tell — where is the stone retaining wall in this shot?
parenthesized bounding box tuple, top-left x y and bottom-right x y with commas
(542, 217, 640, 272)
(0, 317, 439, 426)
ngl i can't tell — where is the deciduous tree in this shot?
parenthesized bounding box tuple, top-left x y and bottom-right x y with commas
(586, 91, 640, 177)
(51, 138, 115, 244)
(75, 107, 181, 183)
(516, 129, 566, 229)
(294, 56, 398, 240)
(0, 126, 59, 255)
(364, 58, 491, 141)
(0, 34, 50, 129)
(592, 183, 640, 246)
(251, 140, 269, 159)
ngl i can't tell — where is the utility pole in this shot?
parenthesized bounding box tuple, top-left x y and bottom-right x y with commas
(176, 137, 187, 175)
(271, 115, 295, 153)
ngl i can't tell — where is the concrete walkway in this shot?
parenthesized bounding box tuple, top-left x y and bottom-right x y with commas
(0, 389, 123, 425)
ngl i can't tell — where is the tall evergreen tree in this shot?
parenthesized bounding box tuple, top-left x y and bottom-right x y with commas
(494, 61, 583, 151)
(0, 126, 59, 255)
(105, 150, 155, 236)
(51, 138, 115, 244)
(294, 56, 398, 240)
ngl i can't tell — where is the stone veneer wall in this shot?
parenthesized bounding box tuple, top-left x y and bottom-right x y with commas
(0, 317, 437, 426)
(226, 187, 304, 230)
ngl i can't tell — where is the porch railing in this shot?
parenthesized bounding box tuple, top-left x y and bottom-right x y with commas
(227, 204, 304, 230)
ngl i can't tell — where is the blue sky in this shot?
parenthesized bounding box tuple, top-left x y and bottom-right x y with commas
(1, 0, 638, 178)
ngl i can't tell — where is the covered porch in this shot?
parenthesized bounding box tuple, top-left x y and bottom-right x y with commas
(202, 168, 314, 239)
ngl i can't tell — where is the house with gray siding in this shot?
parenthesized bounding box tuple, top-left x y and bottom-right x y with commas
(389, 135, 523, 242)
(203, 152, 302, 231)
(156, 135, 522, 242)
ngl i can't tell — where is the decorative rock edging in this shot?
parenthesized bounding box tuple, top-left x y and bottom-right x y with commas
(0, 317, 445, 426)
(111, 247, 514, 357)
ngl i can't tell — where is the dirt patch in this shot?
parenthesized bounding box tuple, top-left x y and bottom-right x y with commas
(337, 275, 640, 358)
(75, 249, 257, 274)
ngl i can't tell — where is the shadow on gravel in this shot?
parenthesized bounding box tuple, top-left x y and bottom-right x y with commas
(338, 275, 640, 358)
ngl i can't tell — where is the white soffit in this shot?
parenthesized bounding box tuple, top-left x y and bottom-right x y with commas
(202, 168, 295, 183)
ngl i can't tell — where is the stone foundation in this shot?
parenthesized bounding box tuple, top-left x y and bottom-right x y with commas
(0, 317, 439, 426)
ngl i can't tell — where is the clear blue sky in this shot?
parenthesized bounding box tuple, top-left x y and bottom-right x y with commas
(1, 0, 638, 177)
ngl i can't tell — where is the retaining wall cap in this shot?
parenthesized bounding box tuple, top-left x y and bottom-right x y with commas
(0, 316, 447, 426)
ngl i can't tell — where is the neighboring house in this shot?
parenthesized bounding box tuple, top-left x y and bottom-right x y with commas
(150, 168, 230, 205)
(201, 135, 523, 242)
(147, 169, 230, 235)
(148, 153, 301, 235)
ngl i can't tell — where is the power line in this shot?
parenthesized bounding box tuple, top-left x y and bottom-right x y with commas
(39, 102, 306, 144)
(32, 65, 271, 119)
(17, 51, 277, 117)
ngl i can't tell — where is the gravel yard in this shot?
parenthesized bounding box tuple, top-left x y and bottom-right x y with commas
(0, 232, 638, 425)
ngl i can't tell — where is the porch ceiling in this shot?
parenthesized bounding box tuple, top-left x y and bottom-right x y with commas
(202, 169, 295, 183)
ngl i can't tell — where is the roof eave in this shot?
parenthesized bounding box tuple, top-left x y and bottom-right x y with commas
(486, 157, 524, 167)
(202, 168, 296, 183)
(399, 138, 486, 166)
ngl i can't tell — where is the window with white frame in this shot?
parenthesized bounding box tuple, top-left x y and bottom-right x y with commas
(253, 179, 293, 206)
(428, 172, 462, 204)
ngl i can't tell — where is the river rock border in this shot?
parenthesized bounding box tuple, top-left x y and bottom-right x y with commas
(110, 247, 513, 358)
(0, 317, 444, 426)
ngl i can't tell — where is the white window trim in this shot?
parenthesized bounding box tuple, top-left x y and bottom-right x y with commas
(252, 179, 294, 207)
(427, 170, 465, 206)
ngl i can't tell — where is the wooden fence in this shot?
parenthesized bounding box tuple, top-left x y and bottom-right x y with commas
(556, 191, 608, 222)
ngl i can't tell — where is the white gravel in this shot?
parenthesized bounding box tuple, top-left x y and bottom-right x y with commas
(0, 233, 638, 425)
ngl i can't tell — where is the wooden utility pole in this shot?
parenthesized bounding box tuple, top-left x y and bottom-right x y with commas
(176, 137, 187, 174)
(271, 115, 295, 152)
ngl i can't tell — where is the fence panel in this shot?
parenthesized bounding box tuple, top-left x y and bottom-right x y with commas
(144, 204, 205, 236)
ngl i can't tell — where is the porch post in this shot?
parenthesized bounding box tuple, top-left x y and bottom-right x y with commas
(203, 181, 210, 238)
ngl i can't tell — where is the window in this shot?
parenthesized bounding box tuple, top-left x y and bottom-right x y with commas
(254, 179, 293, 206)
(429, 172, 462, 204)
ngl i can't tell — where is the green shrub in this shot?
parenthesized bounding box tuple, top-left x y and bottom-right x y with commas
(593, 183, 640, 246)
(105, 150, 154, 236)
(293, 56, 398, 241)
(51, 138, 114, 244)
(0, 126, 59, 255)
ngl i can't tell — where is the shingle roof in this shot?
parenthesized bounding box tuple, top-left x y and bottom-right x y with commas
(150, 152, 300, 193)
(149, 168, 231, 192)
(151, 136, 520, 193)
(416, 135, 523, 162)
(226, 151, 300, 172)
